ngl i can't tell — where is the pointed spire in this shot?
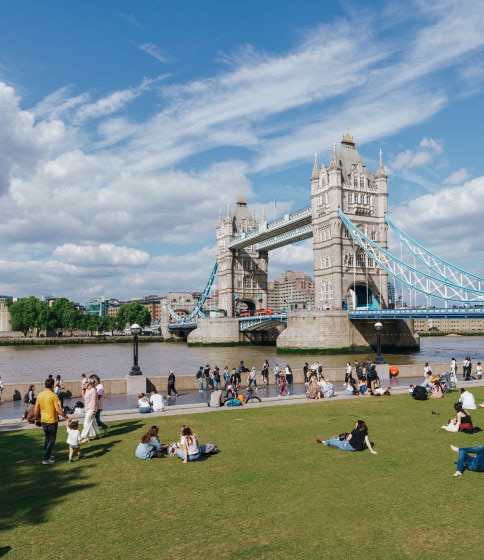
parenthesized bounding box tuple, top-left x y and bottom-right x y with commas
(329, 139, 339, 169)
(311, 152, 319, 180)
(226, 203, 231, 220)
(376, 148, 387, 178)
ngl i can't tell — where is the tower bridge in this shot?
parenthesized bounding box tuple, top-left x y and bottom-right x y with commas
(182, 131, 484, 352)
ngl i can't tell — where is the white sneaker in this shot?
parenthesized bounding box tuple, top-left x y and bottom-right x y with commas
(42, 459, 55, 465)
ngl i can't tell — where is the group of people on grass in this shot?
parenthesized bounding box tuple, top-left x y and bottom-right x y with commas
(31, 353, 484, 478)
(135, 424, 201, 463)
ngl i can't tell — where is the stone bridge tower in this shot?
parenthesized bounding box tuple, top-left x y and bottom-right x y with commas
(310, 132, 389, 311)
(216, 196, 268, 318)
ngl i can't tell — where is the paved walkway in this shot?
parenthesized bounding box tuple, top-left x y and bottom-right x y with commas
(2, 377, 482, 433)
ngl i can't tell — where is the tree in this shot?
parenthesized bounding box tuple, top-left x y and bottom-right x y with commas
(7, 296, 44, 337)
(115, 303, 152, 332)
(51, 298, 82, 336)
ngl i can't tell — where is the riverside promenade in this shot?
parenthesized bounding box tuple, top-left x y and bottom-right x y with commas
(3, 376, 483, 433)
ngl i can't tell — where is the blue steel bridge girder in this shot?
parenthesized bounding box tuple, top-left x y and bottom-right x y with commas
(228, 206, 312, 251)
(385, 213, 484, 292)
(339, 209, 484, 304)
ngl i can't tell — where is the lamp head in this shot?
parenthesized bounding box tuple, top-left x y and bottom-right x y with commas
(130, 323, 142, 335)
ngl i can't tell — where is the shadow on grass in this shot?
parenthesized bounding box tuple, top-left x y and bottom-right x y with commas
(0, 420, 145, 534)
(0, 429, 97, 533)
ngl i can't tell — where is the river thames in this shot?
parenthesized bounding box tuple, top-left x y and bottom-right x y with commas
(0, 336, 482, 384)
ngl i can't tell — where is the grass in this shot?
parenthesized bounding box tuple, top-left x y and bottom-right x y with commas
(2, 389, 484, 559)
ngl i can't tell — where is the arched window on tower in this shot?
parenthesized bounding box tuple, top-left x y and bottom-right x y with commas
(354, 175, 358, 188)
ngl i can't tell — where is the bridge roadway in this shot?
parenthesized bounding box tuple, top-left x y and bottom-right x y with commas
(228, 206, 312, 251)
(169, 307, 484, 331)
(349, 307, 484, 319)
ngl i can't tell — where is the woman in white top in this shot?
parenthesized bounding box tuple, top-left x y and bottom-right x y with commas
(176, 425, 201, 463)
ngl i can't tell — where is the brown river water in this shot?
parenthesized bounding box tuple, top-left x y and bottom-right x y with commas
(0, 336, 482, 384)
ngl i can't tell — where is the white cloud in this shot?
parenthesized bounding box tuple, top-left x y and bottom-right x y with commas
(53, 244, 151, 267)
(2, 2, 484, 301)
(137, 43, 170, 63)
(443, 168, 469, 185)
(391, 175, 484, 273)
(390, 138, 444, 171)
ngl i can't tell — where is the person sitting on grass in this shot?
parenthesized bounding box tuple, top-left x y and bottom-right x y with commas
(442, 402, 474, 433)
(431, 381, 443, 398)
(135, 426, 167, 459)
(316, 420, 377, 454)
(176, 425, 201, 463)
(450, 444, 484, 477)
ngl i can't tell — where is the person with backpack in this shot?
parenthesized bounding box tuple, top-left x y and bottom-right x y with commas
(212, 367, 221, 390)
(24, 384, 35, 405)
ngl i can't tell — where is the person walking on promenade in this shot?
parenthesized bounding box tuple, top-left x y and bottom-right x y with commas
(92, 375, 109, 435)
(450, 444, 484, 477)
(80, 378, 100, 443)
(273, 364, 280, 386)
(34, 378, 71, 465)
(196, 366, 204, 393)
(278, 373, 289, 396)
(0, 376, 3, 402)
(248, 367, 258, 390)
(285, 364, 293, 387)
(167, 370, 178, 397)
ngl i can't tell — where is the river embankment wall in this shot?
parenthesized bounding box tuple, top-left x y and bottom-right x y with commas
(0, 363, 449, 402)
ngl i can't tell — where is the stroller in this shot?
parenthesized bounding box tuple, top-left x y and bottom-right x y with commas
(439, 372, 455, 394)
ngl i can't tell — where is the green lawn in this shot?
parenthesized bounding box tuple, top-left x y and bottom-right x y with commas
(2, 389, 484, 560)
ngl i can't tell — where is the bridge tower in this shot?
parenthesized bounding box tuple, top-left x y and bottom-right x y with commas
(216, 196, 268, 318)
(310, 131, 389, 311)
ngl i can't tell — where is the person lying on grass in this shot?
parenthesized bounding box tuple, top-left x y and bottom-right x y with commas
(316, 420, 377, 454)
(450, 445, 484, 477)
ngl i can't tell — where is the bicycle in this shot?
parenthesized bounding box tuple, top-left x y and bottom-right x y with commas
(243, 387, 261, 404)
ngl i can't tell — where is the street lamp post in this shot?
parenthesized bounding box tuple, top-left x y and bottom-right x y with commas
(373, 321, 384, 364)
(129, 323, 143, 376)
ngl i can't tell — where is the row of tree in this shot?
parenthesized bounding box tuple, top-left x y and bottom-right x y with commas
(7, 296, 152, 337)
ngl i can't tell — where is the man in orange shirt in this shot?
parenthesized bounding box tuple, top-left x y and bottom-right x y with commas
(34, 378, 71, 465)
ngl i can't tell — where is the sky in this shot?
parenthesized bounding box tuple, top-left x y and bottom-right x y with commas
(1, 0, 484, 305)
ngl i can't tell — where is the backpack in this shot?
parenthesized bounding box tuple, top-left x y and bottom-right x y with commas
(226, 398, 242, 407)
(201, 443, 219, 455)
(412, 385, 428, 401)
(23, 393, 30, 404)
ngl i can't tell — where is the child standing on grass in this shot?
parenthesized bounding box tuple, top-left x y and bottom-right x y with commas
(66, 419, 83, 463)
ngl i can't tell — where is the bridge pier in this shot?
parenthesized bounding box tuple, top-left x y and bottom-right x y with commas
(276, 311, 419, 353)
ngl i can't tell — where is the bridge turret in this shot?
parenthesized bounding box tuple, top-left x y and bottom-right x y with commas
(311, 131, 389, 312)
